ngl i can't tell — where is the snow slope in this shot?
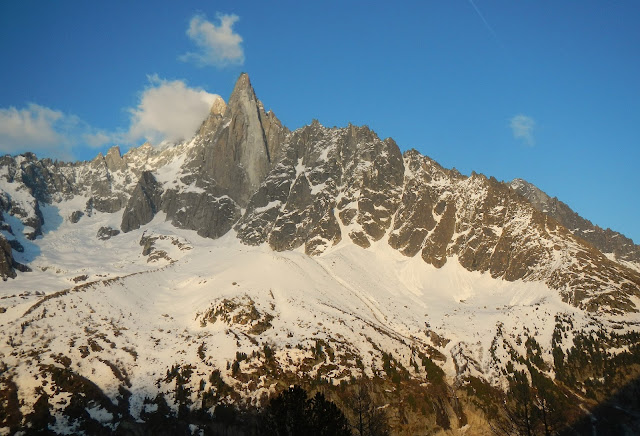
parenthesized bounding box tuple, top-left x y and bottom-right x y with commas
(2, 197, 629, 434)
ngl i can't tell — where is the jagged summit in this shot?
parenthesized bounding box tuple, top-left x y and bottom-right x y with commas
(0, 74, 638, 306)
(231, 71, 253, 94)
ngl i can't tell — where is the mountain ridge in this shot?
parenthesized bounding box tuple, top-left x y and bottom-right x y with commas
(1, 74, 639, 313)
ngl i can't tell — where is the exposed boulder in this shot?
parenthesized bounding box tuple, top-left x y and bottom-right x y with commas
(96, 226, 120, 240)
(69, 210, 84, 223)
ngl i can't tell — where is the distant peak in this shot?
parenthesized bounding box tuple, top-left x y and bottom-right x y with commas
(510, 178, 529, 186)
(106, 145, 121, 158)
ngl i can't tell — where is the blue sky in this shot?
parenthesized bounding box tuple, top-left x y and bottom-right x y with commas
(1, 1, 638, 242)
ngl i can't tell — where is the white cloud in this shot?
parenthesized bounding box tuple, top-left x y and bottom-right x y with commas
(510, 114, 535, 146)
(0, 104, 78, 158)
(0, 104, 63, 148)
(126, 76, 221, 144)
(180, 13, 244, 67)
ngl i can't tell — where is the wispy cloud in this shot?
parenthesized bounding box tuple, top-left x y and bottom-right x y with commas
(468, 0, 502, 46)
(180, 13, 244, 67)
(510, 114, 536, 146)
(126, 75, 221, 144)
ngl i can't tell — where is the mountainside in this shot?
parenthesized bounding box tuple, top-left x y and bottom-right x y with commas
(1, 74, 640, 435)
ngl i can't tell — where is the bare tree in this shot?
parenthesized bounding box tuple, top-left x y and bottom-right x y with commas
(347, 381, 390, 436)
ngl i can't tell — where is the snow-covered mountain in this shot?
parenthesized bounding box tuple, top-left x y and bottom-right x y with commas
(1, 74, 639, 435)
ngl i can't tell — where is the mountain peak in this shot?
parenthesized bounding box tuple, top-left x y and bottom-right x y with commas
(209, 95, 226, 116)
(236, 71, 251, 86)
(229, 72, 254, 101)
(197, 72, 286, 207)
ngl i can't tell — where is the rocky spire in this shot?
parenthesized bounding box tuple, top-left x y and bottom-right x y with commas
(200, 73, 286, 207)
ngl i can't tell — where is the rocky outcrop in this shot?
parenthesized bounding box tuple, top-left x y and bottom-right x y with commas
(162, 190, 241, 239)
(0, 233, 16, 280)
(69, 210, 83, 223)
(510, 178, 640, 266)
(96, 226, 120, 240)
(121, 172, 163, 233)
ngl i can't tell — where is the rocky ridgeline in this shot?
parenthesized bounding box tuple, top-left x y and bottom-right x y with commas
(1, 73, 639, 313)
(510, 178, 640, 266)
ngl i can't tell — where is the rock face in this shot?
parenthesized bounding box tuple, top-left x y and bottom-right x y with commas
(162, 190, 241, 239)
(236, 121, 404, 254)
(121, 171, 163, 233)
(96, 226, 120, 240)
(198, 73, 287, 207)
(510, 178, 640, 266)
